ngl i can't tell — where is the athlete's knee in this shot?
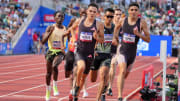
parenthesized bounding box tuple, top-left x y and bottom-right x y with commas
(119, 68, 126, 76)
(46, 72, 52, 78)
(100, 70, 106, 82)
(53, 66, 58, 73)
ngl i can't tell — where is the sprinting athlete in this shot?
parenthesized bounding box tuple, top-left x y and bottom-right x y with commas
(70, 3, 104, 101)
(112, 2, 150, 101)
(41, 11, 66, 101)
(89, 8, 115, 101)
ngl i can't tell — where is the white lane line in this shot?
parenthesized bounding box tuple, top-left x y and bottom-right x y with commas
(131, 58, 160, 72)
(0, 57, 44, 66)
(12, 95, 57, 99)
(0, 67, 42, 76)
(0, 78, 70, 98)
(0, 62, 64, 76)
(0, 70, 64, 84)
(0, 63, 45, 69)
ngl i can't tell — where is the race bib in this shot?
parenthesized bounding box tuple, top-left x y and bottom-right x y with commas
(80, 32, 93, 42)
(52, 41, 61, 49)
(104, 34, 113, 43)
(123, 33, 135, 43)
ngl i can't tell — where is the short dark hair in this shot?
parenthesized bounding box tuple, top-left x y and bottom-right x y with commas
(54, 10, 65, 17)
(114, 8, 122, 12)
(128, 2, 139, 9)
(105, 8, 114, 13)
(88, 3, 98, 10)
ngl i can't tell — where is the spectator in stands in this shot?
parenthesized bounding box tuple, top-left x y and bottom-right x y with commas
(37, 32, 46, 54)
(32, 31, 39, 54)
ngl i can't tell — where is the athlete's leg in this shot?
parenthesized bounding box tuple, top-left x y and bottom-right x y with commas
(82, 79, 88, 98)
(74, 60, 86, 97)
(90, 57, 101, 82)
(45, 58, 53, 101)
(96, 65, 109, 101)
(117, 62, 127, 98)
(107, 55, 116, 96)
(115, 54, 127, 99)
(52, 53, 64, 96)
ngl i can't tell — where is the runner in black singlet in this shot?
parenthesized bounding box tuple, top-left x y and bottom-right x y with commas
(112, 2, 150, 101)
(70, 3, 104, 101)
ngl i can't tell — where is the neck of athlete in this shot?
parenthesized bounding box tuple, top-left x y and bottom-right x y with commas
(104, 22, 111, 28)
(86, 17, 94, 23)
(55, 23, 63, 29)
(128, 16, 138, 23)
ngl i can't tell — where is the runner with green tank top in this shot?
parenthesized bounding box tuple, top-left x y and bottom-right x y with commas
(89, 8, 115, 101)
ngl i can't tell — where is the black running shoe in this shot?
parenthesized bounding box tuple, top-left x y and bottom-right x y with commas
(73, 97, 78, 101)
(107, 88, 113, 96)
(73, 86, 79, 97)
(101, 94, 105, 101)
(118, 97, 123, 101)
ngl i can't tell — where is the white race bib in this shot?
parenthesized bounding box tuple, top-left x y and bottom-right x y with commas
(123, 33, 135, 43)
(52, 41, 61, 49)
(80, 32, 93, 42)
(104, 34, 113, 43)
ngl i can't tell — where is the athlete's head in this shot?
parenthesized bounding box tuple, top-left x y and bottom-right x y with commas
(54, 11, 65, 25)
(79, 8, 86, 17)
(104, 8, 114, 24)
(114, 9, 122, 21)
(87, 3, 98, 20)
(128, 2, 139, 18)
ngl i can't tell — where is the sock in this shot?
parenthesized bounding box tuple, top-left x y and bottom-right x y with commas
(53, 80, 57, 87)
(46, 85, 51, 91)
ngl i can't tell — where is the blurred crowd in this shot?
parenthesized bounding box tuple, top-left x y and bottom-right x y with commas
(0, 0, 32, 43)
(0, 0, 180, 53)
(55, 0, 180, 47)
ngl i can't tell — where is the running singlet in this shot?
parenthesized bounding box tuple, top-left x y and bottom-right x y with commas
(68, 27, 78, 52)
(96, 24, 114, 53)
(76, 17, 97, 55)
(48, 24, 66, 52)
(120, 17, 141, 55)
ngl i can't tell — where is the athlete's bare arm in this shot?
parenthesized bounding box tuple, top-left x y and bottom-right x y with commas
(62, 18, 77, 38)
(133, 19, 150, 43)
(112, 18, 124, 45)
(41, 25, 54, 44)
(94, 21, 104, 43)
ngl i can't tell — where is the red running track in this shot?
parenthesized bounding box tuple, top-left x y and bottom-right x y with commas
(0, 55, 177, 101)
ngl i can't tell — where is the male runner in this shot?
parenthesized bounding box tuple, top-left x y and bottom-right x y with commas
(112, 2, 150, 101)
(63, 8, 89, 100)
(70, 3, 104, 101)
(107, 8, 123, 96)
(89, 8, 115, 101)
(41, 11, 66, 101)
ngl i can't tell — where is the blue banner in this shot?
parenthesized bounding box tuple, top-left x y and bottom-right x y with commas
(0, 43, 12, 55)
(137, 35, 172, 56)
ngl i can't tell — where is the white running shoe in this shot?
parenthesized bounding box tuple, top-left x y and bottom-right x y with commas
(53, 86, 59, 96)
(82, 91, 88, 98)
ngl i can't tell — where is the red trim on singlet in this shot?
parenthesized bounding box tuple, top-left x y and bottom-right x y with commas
(69, 27, 78, 52)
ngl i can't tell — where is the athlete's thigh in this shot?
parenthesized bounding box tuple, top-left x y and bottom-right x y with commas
(52, 52, 64, 67)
